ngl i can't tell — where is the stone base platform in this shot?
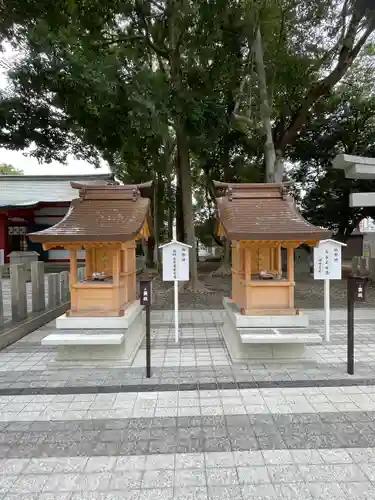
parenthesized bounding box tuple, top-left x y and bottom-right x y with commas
(223, 297, 321, 363)
(56, 301, 142, 330)
(42, 301, 145, 365)
(223, 297, 309, 328)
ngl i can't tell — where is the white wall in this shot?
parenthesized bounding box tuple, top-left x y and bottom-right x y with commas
(48, 249, 86, 261)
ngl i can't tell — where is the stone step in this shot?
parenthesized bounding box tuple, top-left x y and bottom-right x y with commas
(41, 330, 125, 346)
(240, 328, 322, 344)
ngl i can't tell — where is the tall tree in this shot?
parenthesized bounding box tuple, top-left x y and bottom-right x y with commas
(1, 0, 375, 275)
(234, 0, 375, 182)
(0, 0, 251, 288)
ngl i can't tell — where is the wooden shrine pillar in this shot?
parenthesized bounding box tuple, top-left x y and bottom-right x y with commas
(85, 247, 93, 279)
(131, 242, 137, 302)
(239, 244, 246, 309)
(112, 248, 121, 311)
(232, 241, 245, 310)
(70, 249, 78, 313)
(70, 249, 78, 286)
(112, 248, 120, 287)
(123, 241, 136, 304)
(275, 245, 281, 275)
(122, 247, 129, 306)
(244, 247, 251, 312)
(287, 247, 294, 308)
(231, 241, 239, 306)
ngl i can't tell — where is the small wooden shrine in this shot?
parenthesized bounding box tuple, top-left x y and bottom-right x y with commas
(28, 182, 151, 317)
(214, 182, 330, 316)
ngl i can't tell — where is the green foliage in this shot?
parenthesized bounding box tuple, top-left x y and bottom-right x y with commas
(0, 0, 375, 245)
(0, 163, 23, 175)
(290, 86, 375, 239)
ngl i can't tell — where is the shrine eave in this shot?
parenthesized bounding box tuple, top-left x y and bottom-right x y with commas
(215, 182, 331, 243)
(28, 193, 151, 244)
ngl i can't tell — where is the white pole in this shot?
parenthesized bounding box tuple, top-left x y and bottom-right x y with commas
(324, 278, 330, 342)
(174, 279, 179, 343)
(173, 213, 178, 342)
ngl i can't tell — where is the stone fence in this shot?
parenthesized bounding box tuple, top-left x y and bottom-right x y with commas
(0, 263, 85, 351)
(0, 257, 146, 351)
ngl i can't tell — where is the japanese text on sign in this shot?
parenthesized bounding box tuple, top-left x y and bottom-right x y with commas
(140, 280, 152, 306)
(324, 249, 329, 276)
(314, 241, 343, 280)
(161, 242, 190, 282)
(172, 249, 177, 280)
(317, 256, 323, 275)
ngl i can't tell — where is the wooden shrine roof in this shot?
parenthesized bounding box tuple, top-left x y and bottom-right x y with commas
(28, 182, 152, 243)
(214, 181, 331, 242)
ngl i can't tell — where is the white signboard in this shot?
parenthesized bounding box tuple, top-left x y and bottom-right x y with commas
(159, 240, 192, 343)
(314, 240, 343, 280)
(161, 241, 190, 281)
(313, 239, 346, 343)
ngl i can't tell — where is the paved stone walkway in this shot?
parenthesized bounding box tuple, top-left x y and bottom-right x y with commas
(1, 310, 375, 498)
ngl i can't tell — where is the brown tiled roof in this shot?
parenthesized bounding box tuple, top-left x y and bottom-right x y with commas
(214, 181, 331, 241)
(28, 182, 152, 243)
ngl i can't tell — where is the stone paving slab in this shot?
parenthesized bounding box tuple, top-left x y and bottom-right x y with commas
(0, 410, 375, 456)
(0, 310, 375, 498)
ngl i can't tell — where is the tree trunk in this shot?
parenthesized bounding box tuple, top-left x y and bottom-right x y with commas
(167, 177, 174, 241)
(141, 239, 147, 259)
(176, 127, 199, 288)
(211, 237, 232, 276)
(253, 27, 278, 183)
(152, 174, 159, 268)
(167, 7, 201, 289)
(223, 238, 230, 264)
(146, 236, 155, 268)
(211, 93, 234, 277)
(175, 154, 185, 242)
(164, 143, 174, 242)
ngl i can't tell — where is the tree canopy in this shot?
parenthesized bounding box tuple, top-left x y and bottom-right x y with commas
(0, 0, 375, 280)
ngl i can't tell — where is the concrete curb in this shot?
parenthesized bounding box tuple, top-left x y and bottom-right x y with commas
(0, 302, 70, 351)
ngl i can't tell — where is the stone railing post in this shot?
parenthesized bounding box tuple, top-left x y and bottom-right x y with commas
(0, 279, 4, 329)
(10, 264, 27, 322)
(48, 273, 61, 309)
(31, 261, 45, 313)
(60, 271, 70, 303)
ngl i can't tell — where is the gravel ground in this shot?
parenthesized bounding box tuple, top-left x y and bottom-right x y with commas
(139, 262, 375, 310)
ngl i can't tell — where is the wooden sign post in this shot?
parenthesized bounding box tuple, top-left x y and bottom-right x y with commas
(159, 240, 191, 343)
(314, 239, 346, 342)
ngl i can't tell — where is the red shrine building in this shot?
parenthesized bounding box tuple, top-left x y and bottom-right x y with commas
(0, 173, 112, 264)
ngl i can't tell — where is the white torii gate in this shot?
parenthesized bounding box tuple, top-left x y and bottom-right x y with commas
(333, 153, 375, 261)
(333, 154, 375, 207)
